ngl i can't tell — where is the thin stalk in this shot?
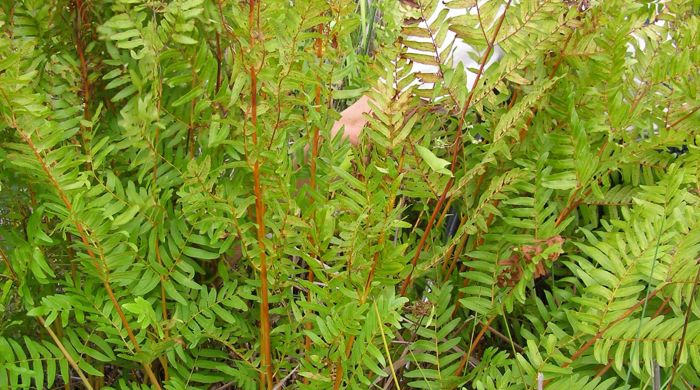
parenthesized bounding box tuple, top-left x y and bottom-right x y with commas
(215, 32, 223, 93)
(594, 360, 613, 379)
(490, 321, 524, 353)
(667, 259, 700, 389)
(67, 233, 79, 287)
(435, 197, 456, 237)
(400, 189, 449, 295)
(668, 105, 699, 129)
(188, 64, 197, 159)
(456, 315, 496, 375)
(442, 215, 469, 282)
(374, 302, 401, 390)
(406, 350, 430, 390)
(625, 216, 665, 384)
(652, 295, 672, 318)
(518, 12, 575, 141)
(501, 314, 527, 385)
(379, 313, 425, 388)
(38, 316, 93, 390)
(152, 85, 170, 380)
(0, 245, 17, 280)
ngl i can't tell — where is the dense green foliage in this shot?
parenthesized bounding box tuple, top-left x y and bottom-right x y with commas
(1, 0, 699, 389)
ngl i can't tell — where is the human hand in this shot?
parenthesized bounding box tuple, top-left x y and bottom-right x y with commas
(331, 95, 373, 146)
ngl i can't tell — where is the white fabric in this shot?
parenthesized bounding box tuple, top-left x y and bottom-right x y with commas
(405, 0, 505, 90)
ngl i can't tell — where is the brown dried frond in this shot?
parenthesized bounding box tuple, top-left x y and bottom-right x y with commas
(404, 300, 434, 317)
(496, 236, 565, 286)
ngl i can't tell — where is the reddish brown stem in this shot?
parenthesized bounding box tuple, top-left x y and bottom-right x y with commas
(562, 286, 662, 369)
(73, 0, 90, 112)
(332, 229, 392, 387)
(435, 196, 456, 232)
(400, 187, 449, 295)
(668, 105, 699, 129)
(399, 0, 513, 296)
(652, 295, 671, 319)
(593, 360, 613, 379)
(456, 315, 497, 375)
(518, 29, 575, 141)
(249, 0, 273, 387)
(215, 32, 223, 93)
(0, 245, 17, 280)
(554, 187, 582, 227)
(443, 227, 469, 283)
(72, 0, 92, 154)
(332, 333, 355, 389)
(454, 0, 513, 164)
(253, 158, 272, 388)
